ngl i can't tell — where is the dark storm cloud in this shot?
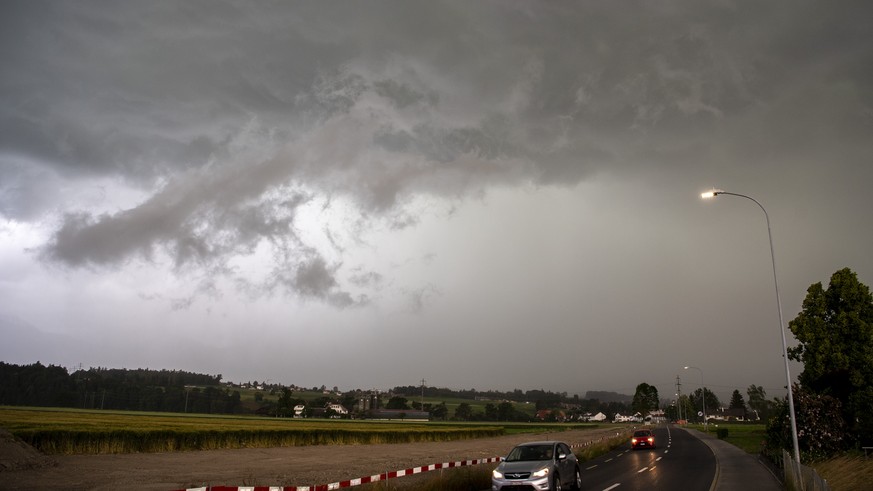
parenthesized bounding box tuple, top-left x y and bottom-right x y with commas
(42, 158, 312, 267)
(2, 0, 872, 304)
(2, 0, 873, 397)
(265, 254, 364, 308)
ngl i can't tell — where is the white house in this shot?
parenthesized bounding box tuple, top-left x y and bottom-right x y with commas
(614, 412, 643, 423)
(581, 412, 607, 422)
(326, 403, 349, 416)
(648, 409, 667, 423)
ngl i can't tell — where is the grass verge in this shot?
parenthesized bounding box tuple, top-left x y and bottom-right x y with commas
(811, 454, 873, 491)
(704, 423, 767, 454)
(574, 431, 633, 462)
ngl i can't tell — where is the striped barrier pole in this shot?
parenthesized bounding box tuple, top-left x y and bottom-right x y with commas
(174, 457, 500, 491)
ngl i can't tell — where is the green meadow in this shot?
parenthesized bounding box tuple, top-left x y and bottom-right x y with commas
(687, 422, 768, 453)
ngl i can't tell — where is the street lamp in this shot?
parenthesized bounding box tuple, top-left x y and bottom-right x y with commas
(701, 189, 801, 465)
(684, 366, 707, 431)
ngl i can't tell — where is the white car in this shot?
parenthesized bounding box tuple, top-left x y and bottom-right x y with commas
(492, 440, 582, 491)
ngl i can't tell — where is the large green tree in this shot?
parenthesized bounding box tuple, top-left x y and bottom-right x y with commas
(729, 390, 746, 411)
(787, 267, 873, 446)
(386, 396, 410, 410)
(430, 402, 448, 420)
(632, 383, 659, 415)
(675, 394, 694, 422)
(497, 401, 516, 421)
(275, 388, 297, 417)
(454, 402, 473, 421)
(688, 388, 720, 422)
(483, 403, 498, 420)
(746, 384, 773, 421)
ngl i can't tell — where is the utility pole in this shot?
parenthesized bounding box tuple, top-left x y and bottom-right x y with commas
(676, 375, 683, 423)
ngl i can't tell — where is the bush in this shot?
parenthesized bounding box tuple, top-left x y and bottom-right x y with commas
(766, 384, 848, 461)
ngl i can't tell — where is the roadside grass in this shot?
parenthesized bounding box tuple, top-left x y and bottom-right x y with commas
(705, 423, 767, 454)
(574, 430, 633, 462)
(681, 423, 767, 454)
(811, 453, 873, 491)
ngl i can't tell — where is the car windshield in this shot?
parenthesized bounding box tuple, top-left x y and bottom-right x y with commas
(506, 444, 553, 462)
(633, 430, 651, 437)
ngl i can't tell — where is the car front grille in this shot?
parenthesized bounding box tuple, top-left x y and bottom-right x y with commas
(504, 472, 532, 479)
(499, 486, 537, 491)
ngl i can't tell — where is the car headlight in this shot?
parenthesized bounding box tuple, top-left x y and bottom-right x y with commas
(492, 469, 504, 479)
(532, 468, 550, 478)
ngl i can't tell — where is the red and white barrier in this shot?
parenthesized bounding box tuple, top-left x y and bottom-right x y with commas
(173, 457, 499, 491)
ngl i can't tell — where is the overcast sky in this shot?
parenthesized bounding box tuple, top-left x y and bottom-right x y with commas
(2, 1, 871, 403)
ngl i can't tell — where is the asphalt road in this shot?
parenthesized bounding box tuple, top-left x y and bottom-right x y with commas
(580, 425, 715, 491)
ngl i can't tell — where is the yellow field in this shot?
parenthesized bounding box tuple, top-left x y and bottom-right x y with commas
(0, 406, 503, 455)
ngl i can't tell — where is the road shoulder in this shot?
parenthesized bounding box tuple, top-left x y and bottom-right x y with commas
(685, 428, 781, 491)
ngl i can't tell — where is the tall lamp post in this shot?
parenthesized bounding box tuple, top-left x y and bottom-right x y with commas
(701, 189, 801, 465)
(684, 366, 706, 431)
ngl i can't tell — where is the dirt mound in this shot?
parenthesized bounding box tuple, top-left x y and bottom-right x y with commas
(0, 429, 56, 472)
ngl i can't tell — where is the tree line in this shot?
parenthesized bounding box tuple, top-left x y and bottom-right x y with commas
(0, 363, 239, 414)
(391, 385, 635, 413)
(0, 362, 641, 421)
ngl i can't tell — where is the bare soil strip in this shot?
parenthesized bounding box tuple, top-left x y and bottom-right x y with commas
(1, 426, 623, 491)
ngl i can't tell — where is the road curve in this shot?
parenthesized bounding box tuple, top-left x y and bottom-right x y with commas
(580, 425, 715, 491)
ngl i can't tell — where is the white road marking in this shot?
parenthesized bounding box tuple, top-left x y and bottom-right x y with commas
(603, 484, 621, 491)
(605, 458, 613, 462)
(637, 467, 649, 473)
(656, 457, 663, 461)
(586, 465, 598, 470)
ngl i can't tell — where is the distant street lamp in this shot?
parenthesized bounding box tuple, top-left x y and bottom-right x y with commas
(684, 366, 707, 430)
(701, 189, 801, 465)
